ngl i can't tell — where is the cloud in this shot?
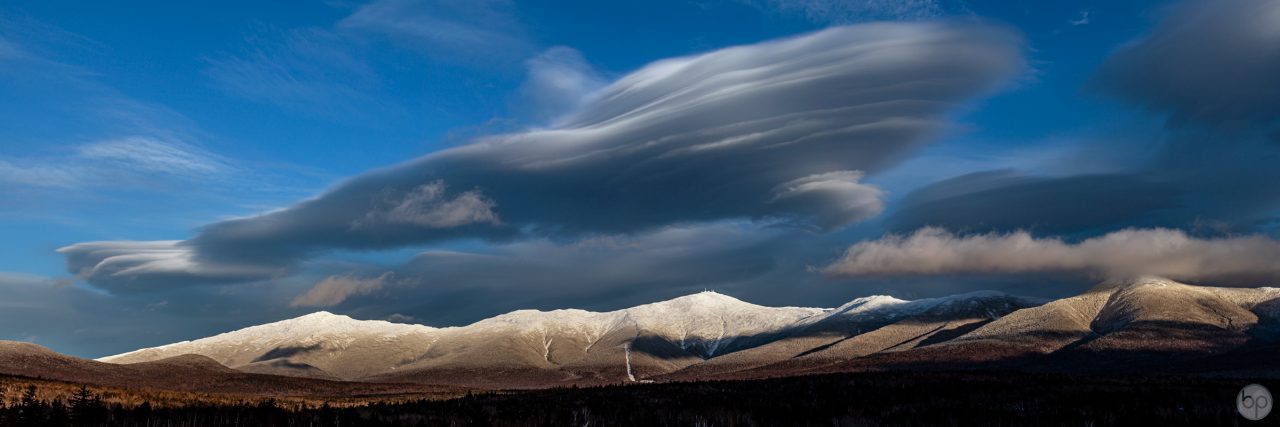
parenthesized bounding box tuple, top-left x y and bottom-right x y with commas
(385, 313, 418, 323)
(61, 22, 1024, 290)
(888, 170, 1184, 235)
(826, 227, 1280, 284)
(0, 159, 79, 188)
(0, 37, 22, 60)
(0, 272, 71, 289)
(359, 221, 803, 323)
(516, 46, 605, 122)
(354, 181, 501, 229)
(1067, 10, 1091, 26)
(338, 0, 531, 63)
(896, 0, 1280, 238)
(57, 241, 284, 292)
(748, 0, 950, 23)
(291, 272, 393, 307)
(204, 28, 381, 115)
(1092, 0, 1280, 126)
(769, 171, 884, 229)
(0, 136, 233, 190)
(76, 136, 230, 177)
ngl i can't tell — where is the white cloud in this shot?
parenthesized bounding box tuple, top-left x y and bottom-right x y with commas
(825, 227, 1280, 283)
(1068, 10, 1091, 26)
(769, 171, 885, 229)
(338, 0, 531, 62)
(0, 136, 234, 190)
(77, 136, 229, 177)
(57, 241, 282, 292)
(291, 272, 393, 307)
(0, 160, 79, 188)
(518, 46, 605, 123)
(204, 28, 381, 115)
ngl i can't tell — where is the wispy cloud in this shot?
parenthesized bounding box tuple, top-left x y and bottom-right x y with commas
(1068, 10, 1091, 26)
(516, 46, 605, 123)
(0, 272, 72, 289)
(204, 28, 383, 115)
(0, 160, 79, 188)
(338, 0, 532, 63)
(77, 137, 230, 177)
(0, 37, 22, 59)
(0, 136, 234, 189)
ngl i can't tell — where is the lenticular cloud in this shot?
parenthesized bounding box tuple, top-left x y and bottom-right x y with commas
(62, 22, 1024, 291)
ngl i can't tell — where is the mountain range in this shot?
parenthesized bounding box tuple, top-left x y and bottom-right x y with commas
(5, 277, 1279, 393)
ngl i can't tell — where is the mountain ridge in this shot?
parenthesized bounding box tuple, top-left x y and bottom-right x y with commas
(79, 279, 1280, 389)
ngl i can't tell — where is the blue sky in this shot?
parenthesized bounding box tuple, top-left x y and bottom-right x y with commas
(4, 0, 1280, 358)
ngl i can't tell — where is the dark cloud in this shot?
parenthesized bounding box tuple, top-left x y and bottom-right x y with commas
(888, 170, 1184, 235)
(1092, 0, 1280, 127)
(312, 222, 800, 325)
(62, 22, 1024, 291)
(307, 223, 1092, 328)
(886, 0, 1280, 239)
(0, 271, 306, 358)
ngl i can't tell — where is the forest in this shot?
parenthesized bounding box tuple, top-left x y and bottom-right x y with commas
(0, 371, 1259, 426)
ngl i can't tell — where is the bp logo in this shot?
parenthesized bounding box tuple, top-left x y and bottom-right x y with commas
(1238, 384, 1272, 421)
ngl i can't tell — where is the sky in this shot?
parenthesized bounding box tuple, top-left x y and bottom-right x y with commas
(2, 0, 1280, 358)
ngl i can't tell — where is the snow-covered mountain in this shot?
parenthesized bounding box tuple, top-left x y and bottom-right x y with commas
(97, 280, 1280, 388)
(101, 311, 439, 379)
(103, 291, 828, 387)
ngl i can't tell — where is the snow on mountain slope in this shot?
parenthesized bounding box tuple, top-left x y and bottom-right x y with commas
(665, 291, 1042, 380)
(99, 290, 1042, 387)
(817, 291, 1043, 323)
(364, 292, 825, 387)
(450, 291, 823, 357)
(860, 277, 1280, 371)
(100, 311, 439, 379)
(84, 280, 1280, 387)
(621, 291, 824, 357)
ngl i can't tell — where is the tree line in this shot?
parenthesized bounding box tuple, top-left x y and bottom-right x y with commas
(0, 371, 1258, 426)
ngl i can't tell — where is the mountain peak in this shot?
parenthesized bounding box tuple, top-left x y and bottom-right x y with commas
(292, 311, 345, 321)
(683, 289, 744, 302)
(636, 290, 767, 312)
(1090, 275, 1185, 292)
(831, 294, 910, 316)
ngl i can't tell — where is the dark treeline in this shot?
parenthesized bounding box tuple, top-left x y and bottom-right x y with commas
(0, 371, 1260, 426)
